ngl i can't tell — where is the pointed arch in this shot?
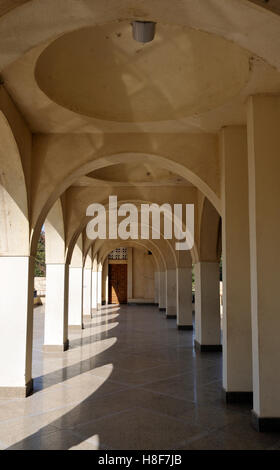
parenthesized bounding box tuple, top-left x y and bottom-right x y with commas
(0, 111, 29, 255)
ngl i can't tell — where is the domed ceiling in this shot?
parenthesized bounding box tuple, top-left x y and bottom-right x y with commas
(35, 22, 250, 122)
(3, 10, 280, 133)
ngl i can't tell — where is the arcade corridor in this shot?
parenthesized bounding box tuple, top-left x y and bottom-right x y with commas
(1, 305, 279, 450)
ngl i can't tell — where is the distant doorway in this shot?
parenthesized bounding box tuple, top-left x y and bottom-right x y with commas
(109, 264, 127, 304)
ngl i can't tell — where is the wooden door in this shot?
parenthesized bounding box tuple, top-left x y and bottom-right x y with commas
(109, 264, 127, 304)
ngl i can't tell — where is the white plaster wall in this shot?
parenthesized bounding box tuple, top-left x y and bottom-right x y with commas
(91, 270, 98, 310)
(0, 256, 33, 388)
(83, 267, 92, 316)
(44, 263, 68, 346)
(68, 267, 83, 326)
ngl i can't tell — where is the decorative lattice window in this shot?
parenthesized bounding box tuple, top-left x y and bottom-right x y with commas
(108, 248, 128, 260)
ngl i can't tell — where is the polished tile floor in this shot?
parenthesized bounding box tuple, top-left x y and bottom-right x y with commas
(1, 304, 280, 450)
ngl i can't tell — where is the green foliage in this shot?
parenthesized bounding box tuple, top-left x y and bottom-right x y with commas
(34, 231, 45, 277)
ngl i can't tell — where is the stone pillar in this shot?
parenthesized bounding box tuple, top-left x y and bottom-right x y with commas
(220, 126, 252, 403)
(127, 248, 133, 301)
(159, 271, 166, 311)
(91, 268, 98, 312)
(103, 258, 109, 305)
(247, 96, 280, 431)
(68, 266, 83, 330)
(83, 267, 92, 319)
(194, 262, 221, 350)
(177, 267, 193, 330)
(154, 271, 159, 305)
(44, 263, 69, 351)
(166, 269, 177, 319)
(0, 256, 34, 397)
(97, 267, 102, 310)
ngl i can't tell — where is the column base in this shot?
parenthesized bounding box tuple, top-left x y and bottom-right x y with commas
(159, 308, 166, 312)
(222, 388, 253, 404)
(194, 340, 222, 352)
(251, 411, 280, 432)
(0, 379, 33, 398)
(43, 339, 69, 352)
(178, 325, 193, 330)
(166, 306, 176, 318)
(69, 324, 84, 331)
(83, 314, 91, 320)
(166, 315, 177, 319)
(97, 303, 102, 310)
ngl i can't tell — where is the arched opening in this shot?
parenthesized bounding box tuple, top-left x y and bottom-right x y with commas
(1, 0, 280, 449)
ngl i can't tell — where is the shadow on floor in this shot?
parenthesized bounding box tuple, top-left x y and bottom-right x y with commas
(5, 305, 280, 450)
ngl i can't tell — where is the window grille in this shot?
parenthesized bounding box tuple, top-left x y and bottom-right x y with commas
(108, 248, 128, 260)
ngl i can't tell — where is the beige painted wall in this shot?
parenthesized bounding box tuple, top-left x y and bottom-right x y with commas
(132, 247, 155, 303)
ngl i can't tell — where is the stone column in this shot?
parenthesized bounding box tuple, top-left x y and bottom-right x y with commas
(220, 126, 252, 403)
(83, 267, 92, 319)
(0, 256, 34, 397)
(103, 258, 109, 305)
(127, 248, 133, 301)
(68, 266, 83, 330)
(159, 271, 166, 311)
(166, 269, 177, 319)
(194, 262, 221, 350)
(97, 266, 102, 310)
(91, 268, 98, 312)
(177, 267, 193, 330)
(154, 271, 159, 305)
(44, 263, 69, 351)
(247, 95, 280, 431)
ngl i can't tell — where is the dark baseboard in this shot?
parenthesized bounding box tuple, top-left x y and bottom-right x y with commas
(251, 410, 280, 432)
(128, 302, 157, 306)
(222, 388, 253, 405)
(194, 340, 222, 352)
(178, 325, 193, 330)
(159, 308, 166, 312)
(166, 315, 177, 319)
(26, 378, 33, 397)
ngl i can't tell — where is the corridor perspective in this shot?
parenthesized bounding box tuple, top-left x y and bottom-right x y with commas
(2, 304, 280, 451)
(1, 0, 280, 452)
